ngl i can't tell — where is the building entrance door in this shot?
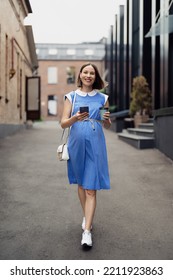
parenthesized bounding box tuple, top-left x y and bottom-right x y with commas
(26, 76, 40, 120)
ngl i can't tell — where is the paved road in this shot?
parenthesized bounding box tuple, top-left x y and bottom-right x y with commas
(0, 121, 173, 260)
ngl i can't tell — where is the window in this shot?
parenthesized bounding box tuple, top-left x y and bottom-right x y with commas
(36, 49, 39, 54)
(85, 49, 94, 55)
(66, 49, 76, 55)
(66, 66, 75, 84)
(48, 95, 57, 116)
(48, 49, 58, 55)
(47, 67, 58, 84)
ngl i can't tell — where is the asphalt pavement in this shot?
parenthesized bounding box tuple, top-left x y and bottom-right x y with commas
(0, 121, 173, 260)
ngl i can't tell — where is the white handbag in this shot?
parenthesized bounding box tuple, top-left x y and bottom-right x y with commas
(57, 129, 69, 161)
(57, 143, 69, 161)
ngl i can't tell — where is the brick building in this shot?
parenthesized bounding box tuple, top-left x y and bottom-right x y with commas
(0, 0, 38, 138)
(36, 42, 106, 121)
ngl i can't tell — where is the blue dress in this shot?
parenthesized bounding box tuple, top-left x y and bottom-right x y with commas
(65, 89, 111, 191)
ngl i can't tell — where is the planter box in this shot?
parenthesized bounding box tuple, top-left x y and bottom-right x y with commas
(134, 114, 149, 128)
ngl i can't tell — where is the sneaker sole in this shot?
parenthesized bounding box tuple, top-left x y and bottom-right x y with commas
(82, 243, 92, 250)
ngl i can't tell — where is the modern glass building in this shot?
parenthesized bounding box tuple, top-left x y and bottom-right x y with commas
(106, 0, 173, 160)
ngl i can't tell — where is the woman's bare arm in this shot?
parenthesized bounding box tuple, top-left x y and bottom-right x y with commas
(61, 98, 89, 129)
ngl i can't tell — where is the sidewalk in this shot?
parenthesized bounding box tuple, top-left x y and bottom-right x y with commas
(0, 121, 173, 260)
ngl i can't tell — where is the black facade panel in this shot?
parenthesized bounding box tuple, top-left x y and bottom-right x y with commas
(119, 6, 125, 110)
(155, 36, 161, 109)
(128, 0, 133, 97)
(160, 1, 169, 108)
(143, 0, 152, 86)
(168, 34, 173, 106)
(125, 0, 130, 108)
(132, 0, 140, 77)
(155, 113, 173, 161)
(154, 0, 161, 109)
(107, 26, 114, 105)
(113, 15, 118, 107)
(168, 4, 173, 107)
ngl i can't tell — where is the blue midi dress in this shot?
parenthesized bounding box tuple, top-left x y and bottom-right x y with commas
(65, 89, 111, 191)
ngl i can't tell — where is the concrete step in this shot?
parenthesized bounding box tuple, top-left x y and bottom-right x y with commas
(118, 132, 155, 149)
(148, 118, 154, 123)
(139, 122, 154, 130)
(127, 127, 154, 137)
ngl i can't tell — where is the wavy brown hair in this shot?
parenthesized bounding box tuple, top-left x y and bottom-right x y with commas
(76, 63, 105, 90)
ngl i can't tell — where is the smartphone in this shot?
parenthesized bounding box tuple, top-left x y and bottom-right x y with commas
(80, 106, 89, 113)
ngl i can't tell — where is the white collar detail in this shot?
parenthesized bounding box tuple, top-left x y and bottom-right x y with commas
(76, 89, 97, 96)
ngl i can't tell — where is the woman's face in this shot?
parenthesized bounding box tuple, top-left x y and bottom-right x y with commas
(80, 65, 96, 87)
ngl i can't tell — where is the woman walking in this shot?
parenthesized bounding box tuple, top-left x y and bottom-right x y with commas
(61, 63, 111, 249)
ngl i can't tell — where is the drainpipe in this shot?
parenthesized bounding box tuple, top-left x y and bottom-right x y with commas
(9, 38, 16, 79)
(10, 37, 32, 79)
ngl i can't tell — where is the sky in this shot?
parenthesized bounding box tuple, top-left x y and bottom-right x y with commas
(24, 0, 126, 44)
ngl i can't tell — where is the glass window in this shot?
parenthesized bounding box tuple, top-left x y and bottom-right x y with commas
(48, 95, 57, 116)
(47, 67, 58, 84)
(48, 49, 58, 55)
(66, 66, 75, 84)
(85, 49, 94, 55)
(67, 49, 76, 55)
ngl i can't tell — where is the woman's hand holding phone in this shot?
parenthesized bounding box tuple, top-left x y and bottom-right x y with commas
(79, 111, 89, 120)
(74, 106, 89, 121)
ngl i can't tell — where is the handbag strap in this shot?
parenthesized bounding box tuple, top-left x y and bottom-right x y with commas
(60, 128, 69, 143)
(60, 91, 77, 143)
(71, 91, 76, 117)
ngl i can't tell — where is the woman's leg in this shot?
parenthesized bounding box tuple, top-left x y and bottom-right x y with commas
(78, 185, 86, 215)
(84, 190, 96, 231)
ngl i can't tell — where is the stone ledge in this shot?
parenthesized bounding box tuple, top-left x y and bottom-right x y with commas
(154, 107, 173, 118)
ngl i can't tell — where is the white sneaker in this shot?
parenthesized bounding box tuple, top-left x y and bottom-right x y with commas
(81, 230, 92, 248)
(82, 217, 92, 231)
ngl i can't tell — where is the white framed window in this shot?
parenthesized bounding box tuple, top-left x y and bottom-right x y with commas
(66, 49, 76, 55)
(48, 95, 57, 116)
(85, 49, 94, 55)
(47, 67, 58, 84)
(48, 49, 58, 55)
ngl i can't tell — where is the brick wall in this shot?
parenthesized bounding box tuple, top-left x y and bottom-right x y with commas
(0, 0, 33, 125)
